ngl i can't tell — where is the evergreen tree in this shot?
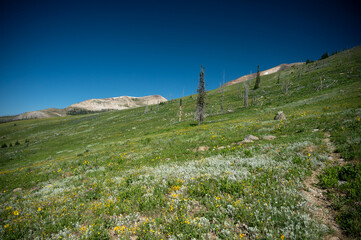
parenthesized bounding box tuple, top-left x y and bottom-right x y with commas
(320, 52, 329, 60)
(195, 66, 206, 124)
(254, 65, 261, 90)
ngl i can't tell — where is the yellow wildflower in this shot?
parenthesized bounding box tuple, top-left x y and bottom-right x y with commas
(13, 210, 19, 215)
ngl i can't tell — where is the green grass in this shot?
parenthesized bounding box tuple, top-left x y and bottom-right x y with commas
(0, 46, 361, 239)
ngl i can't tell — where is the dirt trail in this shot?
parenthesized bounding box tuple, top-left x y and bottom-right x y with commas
(302, 133, 348, 240)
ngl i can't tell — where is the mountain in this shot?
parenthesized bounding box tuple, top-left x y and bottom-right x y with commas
(222, 63, 303, 87)
(1, 46, 361, 240)
(9, 95, 167, 121)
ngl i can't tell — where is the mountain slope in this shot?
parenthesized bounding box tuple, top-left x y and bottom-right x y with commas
(0, 46, 360, 240)
(11, 95, 167, 121)
(65, 95, 166, 113)
(222, 63, 303, 87)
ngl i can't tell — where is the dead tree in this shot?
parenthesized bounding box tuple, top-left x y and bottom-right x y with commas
(282, 79, 289, 94)
(179, 99, 182, 122)
(243, 81, 249, 108)
(195, 66, 206, 124)
(144, 100, 149, 114)
(220, 72, 225, 113)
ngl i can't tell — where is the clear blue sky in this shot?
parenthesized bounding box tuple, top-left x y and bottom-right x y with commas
(1, 0, 360, 116)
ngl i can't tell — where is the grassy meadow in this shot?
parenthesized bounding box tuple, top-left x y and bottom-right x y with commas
(1, 46, 361, 239)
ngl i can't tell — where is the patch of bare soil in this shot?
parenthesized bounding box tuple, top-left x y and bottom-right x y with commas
(302, 133, 348, 240)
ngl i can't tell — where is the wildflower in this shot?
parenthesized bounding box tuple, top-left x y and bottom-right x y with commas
(13, 210, 19, 215)
(6, 206, 12, 210)
(281, 235, 285, 240)
(4, 224, 9, 229)
(38, 207, 42, 211)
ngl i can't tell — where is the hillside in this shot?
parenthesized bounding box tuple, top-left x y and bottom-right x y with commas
(222, 63, 303, 87)
(0, 46, 360, 239)
(6, 95, 167, 122)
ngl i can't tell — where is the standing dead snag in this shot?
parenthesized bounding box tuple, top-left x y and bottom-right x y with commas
(144, 100, 149, 114)
(220, 72, 225, 113)
(243, 81, 249, 108)
(179, 99, 182, 122)
(195, 66, 206, 124)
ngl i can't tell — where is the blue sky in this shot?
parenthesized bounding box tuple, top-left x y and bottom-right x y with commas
(1, 0, 360, 116)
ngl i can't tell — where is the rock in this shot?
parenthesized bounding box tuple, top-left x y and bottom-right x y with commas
(238, 139, 253, 144)
(263, 135, 276, 140)
(338, 181, 347, 186)
(132, 127, 136, 130)
(244, 135, 259, 141)
(62, 172, 72, 178)
(274, 111, 286, 120)
(198, 146, 209, 151)
(324, 132, 331, 137)
(312, 129, 319, 132)
(329, 237, 340, 240)
(13, 188, 22, 192)
(30, 186, 40, 192)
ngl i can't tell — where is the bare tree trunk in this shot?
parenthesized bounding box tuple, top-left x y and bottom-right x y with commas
(221, 72, 225, 113)
(283, 79, 289, 94)
(243, 82, 248, 108)
(145, 100, 149, 114)
(179, 99, 182, 122)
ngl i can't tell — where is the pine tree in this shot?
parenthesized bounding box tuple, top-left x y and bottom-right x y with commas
(195, 66, 206, 124)
(254, 65, 261, 90)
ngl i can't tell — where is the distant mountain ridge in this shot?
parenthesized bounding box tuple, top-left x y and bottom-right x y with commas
(222, 63, 304, 87)
(3, 62, 303, 122)
(8, 95, 167, 122)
